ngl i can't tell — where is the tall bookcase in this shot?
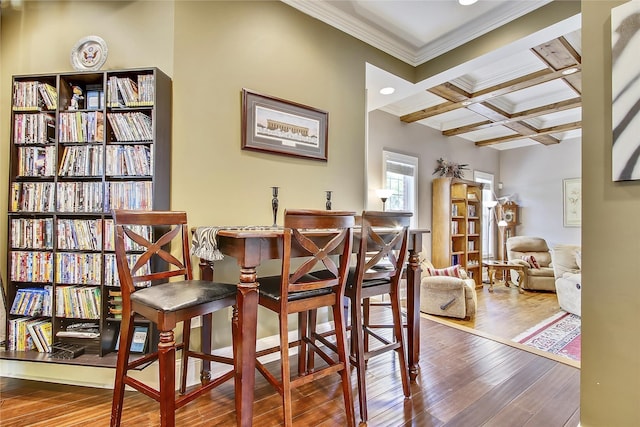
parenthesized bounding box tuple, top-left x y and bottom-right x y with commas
(431, 177, 483, 289)
(4, 67, 171, 364)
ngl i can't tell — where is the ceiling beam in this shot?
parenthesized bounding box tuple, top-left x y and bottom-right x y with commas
(474, 122, 582, 147)
(400, 65, 581, 123)
(399, 35, 583, 148)
(442, 97, 581, 136)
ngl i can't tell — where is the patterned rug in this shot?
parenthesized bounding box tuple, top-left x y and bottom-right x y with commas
(512, 311, 581, 362)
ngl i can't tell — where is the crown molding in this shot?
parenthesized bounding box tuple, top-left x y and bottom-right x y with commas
(282, 0, 551, 67)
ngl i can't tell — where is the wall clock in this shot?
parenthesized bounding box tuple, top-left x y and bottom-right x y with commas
(502, 201, 518, 225)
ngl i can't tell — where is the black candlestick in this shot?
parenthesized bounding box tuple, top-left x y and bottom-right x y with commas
(325, 191, 332, 210)
(271, 186, 279, 227)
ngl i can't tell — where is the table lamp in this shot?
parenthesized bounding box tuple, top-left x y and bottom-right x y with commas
(376, 189, 394, 211)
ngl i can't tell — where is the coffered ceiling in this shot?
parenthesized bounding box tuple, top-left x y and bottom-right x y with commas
(283, 0, 582, 150)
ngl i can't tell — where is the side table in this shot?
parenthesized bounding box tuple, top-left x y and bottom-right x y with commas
(483, 260, 526, 293)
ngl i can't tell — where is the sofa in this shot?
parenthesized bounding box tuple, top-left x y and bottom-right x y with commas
(419, 260, 477, 319)
(551, 244, 581, 316)
(506, 236, 556, 291)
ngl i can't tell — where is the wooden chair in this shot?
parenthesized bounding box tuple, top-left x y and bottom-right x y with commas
(310, 211, 412, 422)
(255, 209, 356, 427)
(110, 210, 237, 427)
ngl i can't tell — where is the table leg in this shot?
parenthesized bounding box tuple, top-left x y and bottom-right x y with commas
(234, 266, 259, 427)
(406, 246, 421, 381)
(199, 260, 215, 381)
(515, 269, 525, 294)
(488, 266, 496, 292)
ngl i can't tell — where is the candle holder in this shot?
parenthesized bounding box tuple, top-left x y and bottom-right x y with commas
(325, 191, 332, 210)
(271, 186, 279, 227)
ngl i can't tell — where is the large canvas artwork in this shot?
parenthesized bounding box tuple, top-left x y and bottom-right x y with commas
(612, 0, 640, 181)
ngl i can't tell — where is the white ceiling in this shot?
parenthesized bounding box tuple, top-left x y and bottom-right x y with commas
(283, 0, 583, 150)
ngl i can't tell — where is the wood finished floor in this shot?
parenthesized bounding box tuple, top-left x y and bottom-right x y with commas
(0, 288, 580, 427)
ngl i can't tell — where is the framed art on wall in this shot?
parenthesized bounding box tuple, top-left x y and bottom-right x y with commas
(563, 178, 581, 227)
(241, 89, 328, 161)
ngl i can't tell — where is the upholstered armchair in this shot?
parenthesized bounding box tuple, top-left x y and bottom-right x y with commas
(506, 236, 556, 291)
(419, 259, 477, 319)
(551, 244, 581, 316)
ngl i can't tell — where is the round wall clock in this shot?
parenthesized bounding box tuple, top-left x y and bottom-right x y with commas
(70, 36, 108, 71)
(502, 201, 518, 225)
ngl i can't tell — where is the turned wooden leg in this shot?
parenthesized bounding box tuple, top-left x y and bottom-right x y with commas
(158, 330, 176, 427)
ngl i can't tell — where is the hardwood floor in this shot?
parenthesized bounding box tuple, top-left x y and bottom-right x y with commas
(433, 280, 563, 340)
(0, 291, 580, 427)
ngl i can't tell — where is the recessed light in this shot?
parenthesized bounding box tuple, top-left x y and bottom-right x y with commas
(562, 67, 579, 75)
(461, 100, 472, 106)
(379, 87, 395, 95)
(459, 0, 478, 5)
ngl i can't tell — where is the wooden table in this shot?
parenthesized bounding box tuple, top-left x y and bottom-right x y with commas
(483, 260, 526, 293)
(197, 227, 428, 426)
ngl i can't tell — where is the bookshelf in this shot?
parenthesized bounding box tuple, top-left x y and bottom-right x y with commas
(4, 68, 171, 364)
(431, 177, 483, 289)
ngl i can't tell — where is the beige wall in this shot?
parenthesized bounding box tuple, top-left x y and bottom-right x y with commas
(581, 1, 640, 426)
(0, 0, 412, 352)
(3, 2, 639, 424)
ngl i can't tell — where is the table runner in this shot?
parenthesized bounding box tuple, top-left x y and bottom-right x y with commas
(191, 225, 281, 262)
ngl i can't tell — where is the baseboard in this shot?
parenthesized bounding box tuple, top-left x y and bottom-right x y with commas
(0, 320, 334, 389)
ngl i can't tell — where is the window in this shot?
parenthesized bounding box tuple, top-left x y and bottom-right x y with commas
(382, 151, 418, 227)
(474, 170, 495, 259)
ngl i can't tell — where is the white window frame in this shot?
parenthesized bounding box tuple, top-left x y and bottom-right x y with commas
(382, 150, 418, 228)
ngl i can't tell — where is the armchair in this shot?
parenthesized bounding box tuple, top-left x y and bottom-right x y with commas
(551, 244, 581, 316)
(419, 260, 477, 319)
(506, 236, 556, 291)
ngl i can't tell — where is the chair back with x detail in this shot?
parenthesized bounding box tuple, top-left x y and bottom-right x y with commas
(110, 210, 237, 427)
(255, 209, 356, 427)
(349, 210, 412, 423)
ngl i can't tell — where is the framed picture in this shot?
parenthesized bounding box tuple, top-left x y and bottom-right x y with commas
(241, 88, 328, 161)
(115, 325, 149, 353)
(563, 178, 581, 227)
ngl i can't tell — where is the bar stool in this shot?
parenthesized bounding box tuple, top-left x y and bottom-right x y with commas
(310, 211, 412, 422)
(254, 209, 356, 427)
(110, 210, 238, 427)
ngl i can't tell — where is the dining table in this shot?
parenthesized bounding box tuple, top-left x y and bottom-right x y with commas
(194, 225, 429, 426)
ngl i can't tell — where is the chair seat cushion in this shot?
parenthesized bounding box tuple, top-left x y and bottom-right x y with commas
(258, 275, 332, 302)
(131, 280, 237, 312)
(311, 268, 389, 289)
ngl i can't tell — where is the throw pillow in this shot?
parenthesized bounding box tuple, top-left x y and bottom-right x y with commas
(575, 250, 581, 269)
(521, 255, 540, 268)
(427, 264, 462, 278)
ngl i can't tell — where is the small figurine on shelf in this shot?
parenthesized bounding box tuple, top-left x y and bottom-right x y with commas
(69, 85, 84, 110)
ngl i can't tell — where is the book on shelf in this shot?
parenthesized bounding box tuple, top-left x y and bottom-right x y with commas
(8, 317, 51, 352)
(37, 83, 58, 110)
(10, 217, 54, 249)
(13, 113, 55, 144)
(10, 287, 52, 316)
(12, 81, 52, 111)
(107, 75, 155, 108)
(10, 252, 53, 283)
(26, 318, 53, 352)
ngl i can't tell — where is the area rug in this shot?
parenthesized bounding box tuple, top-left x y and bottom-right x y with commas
(512, 311, 581, 362)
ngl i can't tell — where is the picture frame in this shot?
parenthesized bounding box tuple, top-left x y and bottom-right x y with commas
(241, 88, 328, 161)
(563, 178, 581, 227)
(115, 325, 148, 353)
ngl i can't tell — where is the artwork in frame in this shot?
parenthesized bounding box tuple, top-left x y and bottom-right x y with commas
(241, 88, 328, 161)
(563, 178, 581, 228)
(611, 0, 640, 181)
